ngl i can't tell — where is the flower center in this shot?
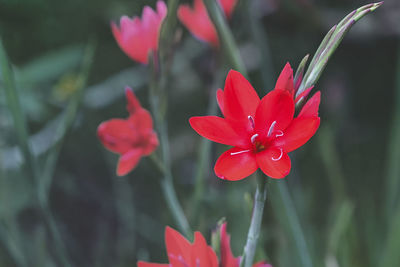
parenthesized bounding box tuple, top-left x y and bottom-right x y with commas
(250, 121, 284, 153)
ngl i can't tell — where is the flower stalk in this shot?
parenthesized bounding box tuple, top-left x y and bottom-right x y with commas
(240, 174, 268, 267)
(202, 0, 247, 75)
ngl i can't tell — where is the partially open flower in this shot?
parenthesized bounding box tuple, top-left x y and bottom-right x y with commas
(190, 63, 321, 180)
(111, 1, 167, 64)
(137, 225, 272, 267)
(97, 88, 159, 176)
(177, 0, 237, 47)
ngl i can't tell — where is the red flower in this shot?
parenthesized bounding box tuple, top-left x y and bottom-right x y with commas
(220, 223, 272, 267)
(111, 1, 167, 64)
(137, 225, 272, 267)
(177, 0, 237, 47)
(138, 227, 219, 267)
(190, 63, 321, 180)
(97, 88, 159, 176)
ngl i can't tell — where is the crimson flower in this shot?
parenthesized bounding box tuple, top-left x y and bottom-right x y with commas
(137, 225, 272, 267)
(220, 223, 272, 267)
(177, 0, 237, 47)
(190, 63, 321, 180)
(97, 87, 159, 176)
(111, 1, 167, 64)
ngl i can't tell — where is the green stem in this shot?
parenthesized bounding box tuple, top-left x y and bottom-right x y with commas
(203, 0, 247, 75)
(39, 40, 95, 204)
(148, 153, 192, 238)
(148, 52, 192, 238)
(385, 43, 400, 219)
(276, 182, 313, 267)
(0, 39, 39, 184)
(240, 174, 268, 267)
(0, 38, 72, 267)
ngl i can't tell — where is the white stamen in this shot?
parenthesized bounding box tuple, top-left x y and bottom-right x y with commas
(267, 121, 277, 137)
(230, 149, 251, 156)
(251, 134, 259, 143)
(272, 148, 283, 161)
(275, 130, 284, 137)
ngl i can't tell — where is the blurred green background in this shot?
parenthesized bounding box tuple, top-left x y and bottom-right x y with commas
(0, 0, 399, 266)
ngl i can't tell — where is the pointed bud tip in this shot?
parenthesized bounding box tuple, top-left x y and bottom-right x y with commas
(124, 86, 133, 93)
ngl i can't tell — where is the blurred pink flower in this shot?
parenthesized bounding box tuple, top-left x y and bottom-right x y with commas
(97, 88, 159, 176)
(111, 1, 167, 64)
(178, 0, 237, 47)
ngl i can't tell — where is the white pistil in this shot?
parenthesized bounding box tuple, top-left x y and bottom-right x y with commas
(272, 148, 283, 161)
(230, 149, 251, 156)
(267, 121, 277, 137)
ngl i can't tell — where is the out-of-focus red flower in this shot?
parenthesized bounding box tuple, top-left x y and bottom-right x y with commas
(220, 223, 272, 267)
(138, 227, 219, 267)
(177, 0, 237, 47)
(111, 1, 167, 64)
(97, 88, 159, 176)
(137, 225, 272, 267)
(190, 63, 321, 180)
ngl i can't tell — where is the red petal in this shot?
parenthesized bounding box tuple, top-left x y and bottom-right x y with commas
(191, 232, 218, 267)
(208, 247, 219, 267)
(128, 109, 154, 132)
(298, 91, 321, 118)
(256, 148, 291, 179)
(214, 147, 258, 181)
(189, 116, 247, 147)
(117, 148, 143, 176)
(177, 0, 219, 47)
(141, 131, 159, 155)
(216, 88, 225, 116)
(274, 63, 294, 96)
(254, 89, 294, 139)
(112, 16, 149, 64)
(97, 119, 137, 154)
(218, 0, 237, 19)
(274, 117, 320, 153)
(220, 223, 239, 267)
(125, 87, 142, 114)
(137, 261, 169, 267)
(165, 227, 192, 265)
(223, 70, 260, 122)
(156, 0, 168, 20)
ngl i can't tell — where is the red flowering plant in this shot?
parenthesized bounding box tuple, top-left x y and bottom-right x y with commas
(111, 0, 167, 64)
(178, 0, 237, 47)
(190, 63, 320, 180)
(137, 223, 272, 267)
(97, 87, 159, 176)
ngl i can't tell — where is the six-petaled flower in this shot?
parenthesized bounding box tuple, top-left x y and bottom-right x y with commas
(97, 87, 159, 176)
(178, 0, 237, 47)
(111, 0, 167, 64)
(190, 63, 321, 180)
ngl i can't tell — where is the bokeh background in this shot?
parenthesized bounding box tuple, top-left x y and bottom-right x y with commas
(1, 0, 400, 266)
